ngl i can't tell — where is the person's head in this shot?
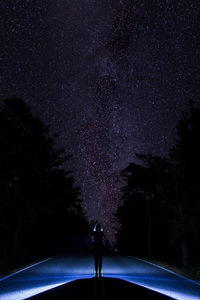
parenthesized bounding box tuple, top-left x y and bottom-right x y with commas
(96, 223, 101, 232)
(93, 223, 103, 232)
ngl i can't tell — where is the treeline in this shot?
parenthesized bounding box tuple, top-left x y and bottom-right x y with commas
(116, 102, 200, 267)
(0, 98, 89, 273)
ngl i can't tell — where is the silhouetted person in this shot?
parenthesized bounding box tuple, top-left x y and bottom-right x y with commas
(93, 223, 105, 277)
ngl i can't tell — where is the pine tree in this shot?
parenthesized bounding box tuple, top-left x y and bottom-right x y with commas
(169, 102, 200, 265)
(0, 98, 89, 270)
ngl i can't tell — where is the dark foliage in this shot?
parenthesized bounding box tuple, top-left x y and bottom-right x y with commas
(116, 102, 200, 266)
(169, 102, 200, 265)
(0, 98, 89, 273)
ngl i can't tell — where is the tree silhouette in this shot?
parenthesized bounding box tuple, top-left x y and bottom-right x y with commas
(169, 102, 200, 266)
(116, 102, 200, 266)
(116, 154, 172, 259)
(0, 98, 89, 271)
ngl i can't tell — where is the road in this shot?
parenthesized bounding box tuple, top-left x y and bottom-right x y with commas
(0, 253, 200, 299)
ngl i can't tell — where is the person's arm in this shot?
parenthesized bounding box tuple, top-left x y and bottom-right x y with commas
(102, 234, 106, 247)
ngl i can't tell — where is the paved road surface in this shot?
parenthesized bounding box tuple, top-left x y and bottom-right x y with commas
(0, 253, 200, 299)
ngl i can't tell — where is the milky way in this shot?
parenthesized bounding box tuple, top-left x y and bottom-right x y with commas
(1, 0, 200, 242)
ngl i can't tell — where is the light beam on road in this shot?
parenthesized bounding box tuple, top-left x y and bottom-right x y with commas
(1, 255, 200, 300)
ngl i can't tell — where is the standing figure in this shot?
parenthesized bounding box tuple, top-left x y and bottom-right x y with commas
(93, 223, 105, 277)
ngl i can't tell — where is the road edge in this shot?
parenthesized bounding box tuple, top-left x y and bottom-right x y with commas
(0, 257, 53, 282)
(128, 256, 200, 287)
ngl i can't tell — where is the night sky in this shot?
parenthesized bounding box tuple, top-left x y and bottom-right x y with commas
(1, 0, 200, 242)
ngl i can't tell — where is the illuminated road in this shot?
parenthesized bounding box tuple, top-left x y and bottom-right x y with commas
(0, 254, 200, 299)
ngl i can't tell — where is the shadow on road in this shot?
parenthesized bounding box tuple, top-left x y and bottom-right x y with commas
(30, 277, 172, 299)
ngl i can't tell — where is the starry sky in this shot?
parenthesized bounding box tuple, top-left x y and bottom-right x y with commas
(1, 0, 200, 242)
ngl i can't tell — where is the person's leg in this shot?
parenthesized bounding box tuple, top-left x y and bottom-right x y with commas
(99, 254, 102, 277)
(95, 254, 98, 277)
